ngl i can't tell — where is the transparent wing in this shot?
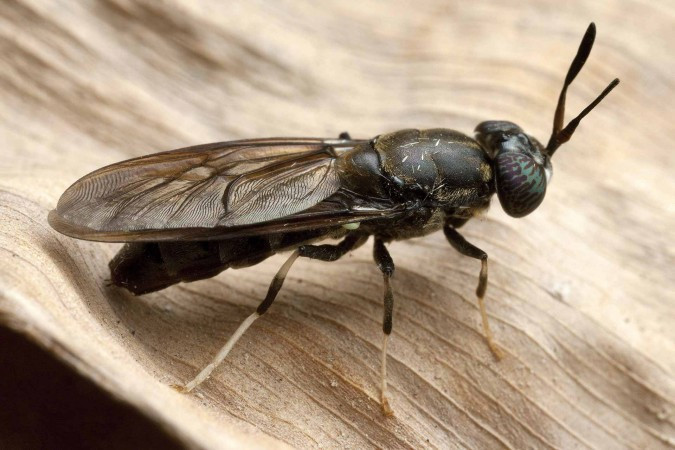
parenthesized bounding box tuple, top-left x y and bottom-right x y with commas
(49, 138, 403, 242)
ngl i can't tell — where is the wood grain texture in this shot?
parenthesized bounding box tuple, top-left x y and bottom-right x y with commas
(1, 1, 674, 448)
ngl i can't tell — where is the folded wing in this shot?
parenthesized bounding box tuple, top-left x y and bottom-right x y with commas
(49, 138, 404, 242)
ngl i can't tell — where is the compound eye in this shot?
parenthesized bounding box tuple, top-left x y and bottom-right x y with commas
(495, 151, 547, 217)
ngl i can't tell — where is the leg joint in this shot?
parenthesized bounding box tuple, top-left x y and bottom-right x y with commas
(373, 238, 395, 276)
(298, 234, 366, 262)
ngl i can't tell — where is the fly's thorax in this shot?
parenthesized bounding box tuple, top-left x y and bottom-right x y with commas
(359, 205, 447, 241)
(373, 128, 494, 207)
(335, 141, 390, 198)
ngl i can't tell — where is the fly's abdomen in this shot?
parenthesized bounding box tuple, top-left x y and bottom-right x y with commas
(110, 241, 231, 295)
(110, 229, 336, 295)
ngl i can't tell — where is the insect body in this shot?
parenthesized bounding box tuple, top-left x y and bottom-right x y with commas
(48, 23, 618, 415)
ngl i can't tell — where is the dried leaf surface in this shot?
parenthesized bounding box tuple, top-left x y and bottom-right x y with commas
(1, 1, 674, 448)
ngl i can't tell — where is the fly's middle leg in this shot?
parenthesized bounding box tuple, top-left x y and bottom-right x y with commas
(373, 237, 395, 416)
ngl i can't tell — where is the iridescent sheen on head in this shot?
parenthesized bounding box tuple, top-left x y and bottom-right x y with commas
(475, 121, 550, 218)
(495, 151, 547, 217)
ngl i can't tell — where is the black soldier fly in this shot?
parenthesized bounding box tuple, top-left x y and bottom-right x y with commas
(49, 23, 619, 415)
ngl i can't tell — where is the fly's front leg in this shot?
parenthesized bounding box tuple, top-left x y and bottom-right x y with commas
(443, 225, 504, 360)
(174, 233, 367, 393)
(373, 238, 395, 416)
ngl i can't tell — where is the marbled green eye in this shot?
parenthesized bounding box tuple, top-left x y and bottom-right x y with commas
(495, 151, 547, 218)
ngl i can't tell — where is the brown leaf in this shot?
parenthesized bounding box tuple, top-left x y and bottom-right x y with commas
(1, 1, 674, 448)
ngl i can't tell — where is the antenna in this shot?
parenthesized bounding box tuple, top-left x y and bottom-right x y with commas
(545, 23, 620, 155)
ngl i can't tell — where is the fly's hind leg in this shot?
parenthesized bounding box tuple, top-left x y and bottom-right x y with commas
(373, 238, 395, 416)
(444, 224, 504, 360)
(174, 250, 300, 392)
(174, 233, 367, 393)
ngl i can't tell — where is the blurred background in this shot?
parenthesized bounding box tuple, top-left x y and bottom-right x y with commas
(1, 1, 673, 449)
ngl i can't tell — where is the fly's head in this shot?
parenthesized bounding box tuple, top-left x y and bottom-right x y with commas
(475, 23, 619, 218)
(475, 121, 550, 217)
